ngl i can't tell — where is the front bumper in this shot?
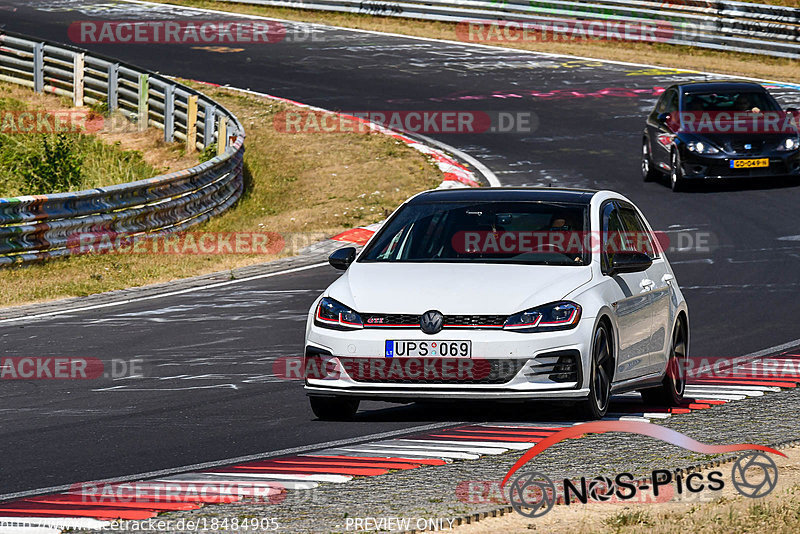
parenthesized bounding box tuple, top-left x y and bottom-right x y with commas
(679, 150, 800, 179)
(303, 318, 596, 401)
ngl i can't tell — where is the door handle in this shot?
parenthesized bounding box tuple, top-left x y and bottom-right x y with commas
(640, 279, 655, 291)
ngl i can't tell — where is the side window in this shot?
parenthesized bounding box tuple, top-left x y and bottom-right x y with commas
(654, 91, 669, 113)
(618, 205, 659, 260)
(601, 202, 627, 273)
(666, 90, 679, 113)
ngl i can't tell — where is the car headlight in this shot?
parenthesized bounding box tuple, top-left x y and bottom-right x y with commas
(777, 137, 800, 151)
(503, 301, 581, 333)
(686, 141, 720, 154)
(315, 297, 364, 330)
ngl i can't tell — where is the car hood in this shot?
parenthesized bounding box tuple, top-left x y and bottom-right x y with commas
(326, 262, 593, 315)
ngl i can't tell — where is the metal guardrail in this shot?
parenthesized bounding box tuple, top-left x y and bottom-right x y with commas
(0, 30, 245, 265)
(223, 0, 800, 58)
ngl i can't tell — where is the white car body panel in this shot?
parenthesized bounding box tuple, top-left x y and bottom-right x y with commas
(304, 188, 689, 403)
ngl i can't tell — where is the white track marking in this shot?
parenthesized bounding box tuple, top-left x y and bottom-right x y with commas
(152, 480, 284, 495)
(0, 262, 328, 325)
(686, 390, 763, 397)
(410, 133, 501, 186)
(682, 393, 749, 401)
(162, 473, 318, 489)
(686, 384, 781, 392)
(199, 472, 351, 483)
(607, 412, 670, 419)
(395, 439, 531, 450)
(0, 421, 461, 501)
(374, 440, 510, 454)
(316, 447, 480, 460)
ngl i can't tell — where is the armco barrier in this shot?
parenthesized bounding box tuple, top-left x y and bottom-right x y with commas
(223, 0, 800, 58)
(0, 30, 245, 265)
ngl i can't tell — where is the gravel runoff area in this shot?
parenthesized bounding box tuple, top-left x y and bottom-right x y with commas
(78, 344, 800, 534)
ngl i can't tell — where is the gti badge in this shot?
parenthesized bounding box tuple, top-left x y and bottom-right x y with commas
(420, 310, 444, 335)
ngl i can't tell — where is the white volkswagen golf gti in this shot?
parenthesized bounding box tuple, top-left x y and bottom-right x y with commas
(304, 188, 689, 420)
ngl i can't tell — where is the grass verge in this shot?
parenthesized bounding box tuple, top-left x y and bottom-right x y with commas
(153, 0, 800, 83)
(0, 82, 183, 196)
(0, 81, 442, 307)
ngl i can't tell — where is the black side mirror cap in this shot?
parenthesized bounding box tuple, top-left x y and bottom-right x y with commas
(329, 247, 357, 270)
(610, 251, 652, 275)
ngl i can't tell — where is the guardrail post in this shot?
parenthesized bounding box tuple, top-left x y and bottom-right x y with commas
(164, 84, 175, 142)
(203, 104, 216, 148)
(73, 53, 84, 106)
(33, 43, 44, 93)
(186, 95, 198, 153)
(107, 63, 119, 111)
(137, 74, 149, 132)
(217, 117, 227, 156)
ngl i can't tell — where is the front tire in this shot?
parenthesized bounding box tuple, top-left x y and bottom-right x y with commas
(670, 150, 687, 192)
(309, 396, 359, 421)
(641, 319, 688, 406)
(642, 137, 658, 182)
(579, 322, 614, 420)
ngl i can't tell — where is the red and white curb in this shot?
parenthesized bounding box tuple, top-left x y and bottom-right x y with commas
(3, 354, 799, 532)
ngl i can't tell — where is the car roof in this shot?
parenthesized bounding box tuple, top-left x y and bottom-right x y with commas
(408, 187, 598, 205)
(676, 81, 767, 94)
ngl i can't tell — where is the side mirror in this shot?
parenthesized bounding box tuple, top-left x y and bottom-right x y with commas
(657, 112, 671, 124)
(610, 251, 652, 275)
(328, 247, 356, 270)
(787, 107, 799, 114)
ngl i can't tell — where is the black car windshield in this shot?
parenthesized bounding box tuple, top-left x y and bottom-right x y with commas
(682, 91, 780, 112)
(359, 201, 590, 265)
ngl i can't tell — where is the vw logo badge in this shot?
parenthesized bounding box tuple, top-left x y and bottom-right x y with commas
(744, 143, 752, 150)
(420, 310, 444, 335)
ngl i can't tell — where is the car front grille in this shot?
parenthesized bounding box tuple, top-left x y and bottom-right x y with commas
(345, 358, 528, 384)
(726, 139, 765, 153)
(362, 313, 506, 329)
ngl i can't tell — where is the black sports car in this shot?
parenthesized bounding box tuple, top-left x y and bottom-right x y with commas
(642, 81, 800, 191)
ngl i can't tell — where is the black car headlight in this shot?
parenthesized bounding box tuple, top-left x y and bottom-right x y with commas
(315, 297, 364, 330)
(503, 301, 581, 333)
(686, 141, 720, 155)
(777, 137, 800, 151)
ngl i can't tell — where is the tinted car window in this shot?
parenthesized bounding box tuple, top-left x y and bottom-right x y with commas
(360, 201, 590, 266)
(682, 91, 779, 112)
(666, 90, 679, 113)
(618, 206, 659, 260)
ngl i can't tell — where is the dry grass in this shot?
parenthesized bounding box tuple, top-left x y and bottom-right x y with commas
(153, 0, 800, 84)
(0, 82, 188, 196)
(0, 82, 442, 307)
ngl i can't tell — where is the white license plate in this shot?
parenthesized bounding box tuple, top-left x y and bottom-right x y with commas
(385, 340, 472, 358)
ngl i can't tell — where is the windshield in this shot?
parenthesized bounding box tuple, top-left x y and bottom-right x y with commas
(682, 91, 780, 113)
(359, 201, 590, 266)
